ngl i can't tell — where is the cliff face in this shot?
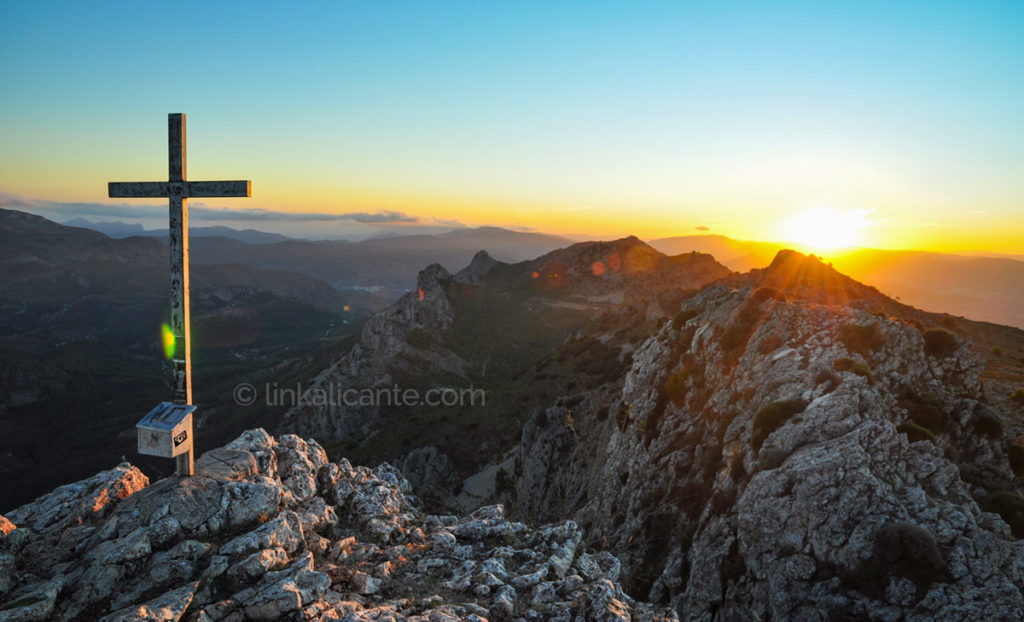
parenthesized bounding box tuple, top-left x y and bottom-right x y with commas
(516, 252, 1024, 619)
(281, 263, 463, 441)
(0, 430, 675, 622)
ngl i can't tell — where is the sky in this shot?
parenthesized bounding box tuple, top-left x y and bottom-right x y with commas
(1, 1, 1023, 252)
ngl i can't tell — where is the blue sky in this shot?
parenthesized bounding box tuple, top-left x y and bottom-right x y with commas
(2, 1, 1022, 249)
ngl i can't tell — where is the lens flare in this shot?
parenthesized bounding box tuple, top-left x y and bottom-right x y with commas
(161, 323, 175, 359)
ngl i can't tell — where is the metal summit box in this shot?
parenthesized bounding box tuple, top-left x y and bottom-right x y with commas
(137, 402, 195, 459)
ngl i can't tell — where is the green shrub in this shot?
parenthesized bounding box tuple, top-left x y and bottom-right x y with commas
(751, 398, 808, 451)
(897, 421, 936, 444)
(839, 322, 885, 356)
(970, 408, 1004, 439)
(664, 368, 689, 406)
(986, 491, 1024, 538)
(1010, 388, 1024, 404)
(835, 357, 874, 383)
(751, 286, 785, 304)
(851, 522, 948, 599)
(993, 346, 1004, 357)
(721, 322, 756, 353)
(898, 392, 949, 435)
(923, 329, 958, 358)
(672, 308, 699, 330)
(617, 402, 631, 431)
(722, 296, 774, 356)
(1008, 445, 1024, 478)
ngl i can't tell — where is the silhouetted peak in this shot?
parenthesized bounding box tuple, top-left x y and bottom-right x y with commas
(416, 263, 452, 287)
(453, 250, 500, 285)
(470, 249, 494, 264)
(757, 249, 879, 306)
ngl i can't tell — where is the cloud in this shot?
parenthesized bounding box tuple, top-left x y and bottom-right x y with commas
(426, 218, 468, 229)
(0, 191, 43, 207)
(505, 224, 538, 232)
(193, 205, 417, 223)
(694, 225, 710, 231)
(0, 191, 418, 224)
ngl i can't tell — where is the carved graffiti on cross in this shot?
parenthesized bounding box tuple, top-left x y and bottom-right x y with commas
(109, 113, 251, 476)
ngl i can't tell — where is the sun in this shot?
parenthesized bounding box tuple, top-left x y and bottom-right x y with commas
(781, 208, 866, 252)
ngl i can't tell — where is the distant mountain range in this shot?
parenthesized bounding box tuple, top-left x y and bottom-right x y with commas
(57, 218, 1024, 329)
(63, 218, 294, 245)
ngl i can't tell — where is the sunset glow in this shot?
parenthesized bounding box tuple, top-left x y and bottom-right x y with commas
(781, 209, 866, 252)
(0, 3, 1022, 253)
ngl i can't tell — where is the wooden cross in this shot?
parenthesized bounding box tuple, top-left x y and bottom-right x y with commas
(109, 113, 251, 474)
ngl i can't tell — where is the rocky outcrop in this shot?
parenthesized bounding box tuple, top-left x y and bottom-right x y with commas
(454, 250, 500, 285)
(398, 445, 456, 498)
(282, 263, 465, 441)
(0, 429, 675, 621)
(516, 251, 1024, 620)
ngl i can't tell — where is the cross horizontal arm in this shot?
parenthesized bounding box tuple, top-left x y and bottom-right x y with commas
(187, 180, 251, 197)
(108, 182, 168, 198)
(109, 180, 252, 198)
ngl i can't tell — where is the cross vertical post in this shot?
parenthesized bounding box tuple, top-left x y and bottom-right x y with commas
(167, 114, 191, 407)
(110, 113, 251, 477)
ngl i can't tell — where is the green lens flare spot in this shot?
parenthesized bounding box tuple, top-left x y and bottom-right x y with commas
(162, 323, 175, 359)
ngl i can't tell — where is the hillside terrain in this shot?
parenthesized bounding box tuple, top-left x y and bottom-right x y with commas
(3, 212, 1024, 619)
(279, 237, 731, 492)
(0, 209, 372, 509)
(278, 243, 1024, 618)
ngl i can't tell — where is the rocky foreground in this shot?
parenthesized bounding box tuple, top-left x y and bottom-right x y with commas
(0, 430, 676, 621)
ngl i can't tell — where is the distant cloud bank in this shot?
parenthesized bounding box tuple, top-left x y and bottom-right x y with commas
(0, 191, 418, 224)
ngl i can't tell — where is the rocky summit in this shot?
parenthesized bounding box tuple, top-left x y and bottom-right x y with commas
(513, 251, 1024, 620)
(0, 430, 675, 622)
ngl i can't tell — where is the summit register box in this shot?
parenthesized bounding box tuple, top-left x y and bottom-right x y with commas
(138, 402, 195, 464)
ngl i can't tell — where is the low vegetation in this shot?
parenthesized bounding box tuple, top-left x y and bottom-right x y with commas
(850, 522, 948, 600)
(838, 321, 886, 356)
(721, 289, 788, 360)
(617, 402, 632, 432)
(672, 308, 699, 330)
(1009, 445, 1024, 478)
(1010, 388, 1024, 404)
(897, 392, 950, 435)
(664, 368, 690, 406)
(835, 357, 874, 383)
(986, 491, 1024, 538)
(897, 421, 937, 444)
(970, 408, 1004, 439)
(406, 328, 435, 350)
(923, 328, 958, 358)
(751, 398, 808, 451)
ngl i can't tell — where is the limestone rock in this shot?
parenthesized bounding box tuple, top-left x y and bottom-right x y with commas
(0, 428, 670, 621)
(513, 252, 1024, 620)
